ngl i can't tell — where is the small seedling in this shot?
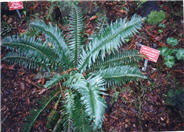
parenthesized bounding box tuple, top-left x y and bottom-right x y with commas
(158, 23, 166, 28)
(159, 47, 172, 57)
(176, 48, 184, 60)
(167, 37, 178, 46)
(164, 55, 175, 68)
(158, 29, 163, 34)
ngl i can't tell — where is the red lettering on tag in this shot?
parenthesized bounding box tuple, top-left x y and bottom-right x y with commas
(140, 45, 160, 62)
(8, 2, 24, 10)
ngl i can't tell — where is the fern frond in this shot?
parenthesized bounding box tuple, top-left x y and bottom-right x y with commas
(68, 5, 84, 66)
(63, 90, 89, 132)
(2, 36, 63, 71)
(63, 90, 75, 131)
(2, 53, 48, 71)
(22, 90, 60, 132)
(29, 20, 72, 66)
(46, 94, 61, 129)
(71, 74, 106, 130)
(78, 15, 143, 71)
(91, 50, 142, 71)
(71, 93, 90, 132)
(96, 66, 147, 86)
(44, 74, 68, 89)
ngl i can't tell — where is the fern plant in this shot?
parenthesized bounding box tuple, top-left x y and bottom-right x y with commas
(2, 5, 146, 132)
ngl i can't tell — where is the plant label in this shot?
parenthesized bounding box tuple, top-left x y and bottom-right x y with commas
(140, 45, 160, 63)
(8, 1, 24, 10)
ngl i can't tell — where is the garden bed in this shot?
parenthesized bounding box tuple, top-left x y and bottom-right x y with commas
(1, 1, 184, 132)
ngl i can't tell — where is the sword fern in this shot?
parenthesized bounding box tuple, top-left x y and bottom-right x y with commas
(2, 4, 146, 132)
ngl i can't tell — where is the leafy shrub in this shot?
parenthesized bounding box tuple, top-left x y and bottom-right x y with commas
(2, 5, 146, 132)
(166, 88, 184, 113)
(147, 10, 166, 25)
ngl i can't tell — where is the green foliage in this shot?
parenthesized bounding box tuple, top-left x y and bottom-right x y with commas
(166, 88, 184, 113)
(158, 29, 163, 34)
(2, 5, 146, 132)
(176, 48, 184, 60)
(166, 37, 178, 46)
(158, 23, 166, 28)
(1, 21, 17, 37)
(159, 37, 182, 68)
(78, 14, 143, 71)
(164, 55, 175, 68)
(147, 10, 166, 25)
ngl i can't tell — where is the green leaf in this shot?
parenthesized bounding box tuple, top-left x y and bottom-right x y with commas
(176, 48, 184, 60)
(159, 47, 172, 56)
(91, 50, 142, 71)
(63, 90, 75, 131)
(68, 5, 84, 66)
(63, 90, 90, 132)
(147, 10, 165, 25)
(96, 66, 146, 86)
(164, 55, 175, 68)
(158, 23, 166, 28)
(166, 37, 178, 46)
(71, 74, 106, 130)
(2, 36, 62, 71)
(158, 29, 163, 34)
(71, 93, 90, 132)
(2, 54, 48, 71)
(44, 74, 67, 88)
(78, 15, 143, 71)
(29, 20, 72, 66)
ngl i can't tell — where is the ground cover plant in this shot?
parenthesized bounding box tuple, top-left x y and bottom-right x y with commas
(2, 4, 146, 132)
(146, 10, 166, 25)
(159, 37, 184, 68)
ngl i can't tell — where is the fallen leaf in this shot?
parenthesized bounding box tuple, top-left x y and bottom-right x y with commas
(151, 72, 157, 79)
(90, 15, 97, 21)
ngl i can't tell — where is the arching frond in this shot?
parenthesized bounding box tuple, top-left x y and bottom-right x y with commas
(2, 53, 48, 71)
(71, 95, 90, 132)
(2, 35, 58, 60)
(91, 50, 143, 71)
(68, 5, 84, 66)
(46, 94, 61, 129)
(63, 92, 90, 132)
(2, 36, 63, 71)
(95, 66, 147, 87)
(78, 15, 143, 72)
(71, 74, 106, 130)
(62, 90, 75, 131)
(29, 20, 72, 66)
(44, 74, 68, 89)
(22, 90, 60, 132)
